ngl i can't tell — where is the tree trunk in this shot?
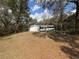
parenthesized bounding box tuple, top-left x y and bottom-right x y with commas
(75, 0, 79, 34)
(15, 0, 22, 32)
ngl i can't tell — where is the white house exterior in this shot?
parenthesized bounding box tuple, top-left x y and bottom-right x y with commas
(29, 25, 55, 32)
(29, 25, 40, 32)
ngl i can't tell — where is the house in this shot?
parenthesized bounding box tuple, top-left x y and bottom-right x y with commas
(29, 25, 40, 32)
(29, 25, 55, 32)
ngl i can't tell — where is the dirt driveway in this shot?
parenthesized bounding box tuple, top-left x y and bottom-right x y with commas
(0, 32, 79, 59)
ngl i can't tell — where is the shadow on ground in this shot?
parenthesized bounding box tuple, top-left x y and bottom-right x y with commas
(48, 33, 79, 59)
(32, 32, 47, 38)
(61, 46, 79, 59)
(0, 36, 12, 40)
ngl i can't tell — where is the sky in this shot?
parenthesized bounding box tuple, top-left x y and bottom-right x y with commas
(28, 0, 76, 22)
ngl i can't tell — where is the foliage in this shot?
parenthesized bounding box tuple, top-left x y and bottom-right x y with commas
(5, 0, 16, 11)
(63, 14, 76, 34)
(0, 0, 31, 36)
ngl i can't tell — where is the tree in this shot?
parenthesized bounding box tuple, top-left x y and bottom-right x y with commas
(68, 0, 79, 34)
(0, 0, 15, 35)
(50, 0, 67, 33)
(6, 0, 30, 32)
(75, 0, 79, 33)
(0, 0, 31, 36)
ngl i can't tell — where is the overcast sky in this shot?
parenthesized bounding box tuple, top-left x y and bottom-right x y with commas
(28, 0, 76, 22)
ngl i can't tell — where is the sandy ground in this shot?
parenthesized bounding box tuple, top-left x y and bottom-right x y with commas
(0, 32, 79, 59)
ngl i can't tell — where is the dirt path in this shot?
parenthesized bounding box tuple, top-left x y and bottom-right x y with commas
(0, 32, 79, 59)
